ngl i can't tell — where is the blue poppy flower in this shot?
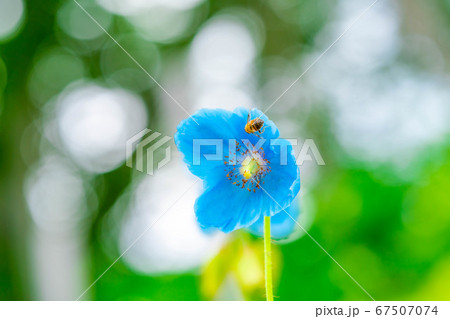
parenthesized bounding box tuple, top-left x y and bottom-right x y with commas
(174, 107, 300, 233)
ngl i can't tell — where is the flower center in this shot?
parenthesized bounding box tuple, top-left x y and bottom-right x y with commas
(240, 156, 262, 179)
(224, 141, 271, 192)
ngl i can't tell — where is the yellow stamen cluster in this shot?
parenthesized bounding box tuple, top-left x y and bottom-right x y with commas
(224, 142, 270, 192)
(240, 156, 261, 179)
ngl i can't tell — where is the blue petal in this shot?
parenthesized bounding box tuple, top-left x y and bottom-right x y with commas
(247, 198, 300, 239)
(195, 138, 300, 232)
(174, 108, 239, 179)
(174, 107, 279, 179)
(255, 138, 300, 216)
(195, 178, 261, 233)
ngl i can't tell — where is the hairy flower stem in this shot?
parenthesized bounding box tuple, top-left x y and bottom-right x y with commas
(264, 215, 274, 301)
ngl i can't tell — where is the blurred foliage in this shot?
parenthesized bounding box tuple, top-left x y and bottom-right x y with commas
(201, 232, 281, 301)
(0, 0, 450, 301)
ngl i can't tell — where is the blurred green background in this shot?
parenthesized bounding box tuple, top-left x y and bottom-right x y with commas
(1, 0, 450, 301)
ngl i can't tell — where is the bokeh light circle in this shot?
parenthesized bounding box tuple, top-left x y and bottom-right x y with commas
(55, 83, 148, 173)
(120, 160, 224, 275)
(100, 34, 161, 92)
(25, 156, 86, 233)
(57, 0, 112, 41)
(96, 0, 204, 15)
(0, 0, 24, 41)
(28, 47, 86, 105)
(190, 17, 257, 85)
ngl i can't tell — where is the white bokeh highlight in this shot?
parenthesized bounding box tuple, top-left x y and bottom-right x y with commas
(97, 0, 204, 15)
(55, 83, 148, 173)
(189, 14, 260, 111)
(25, 155, 86, 233)
(0, 0, 24, 40)
(25, 155, 88, 300)
(309, 0, 450, 174)
(120, 160, 224, 274)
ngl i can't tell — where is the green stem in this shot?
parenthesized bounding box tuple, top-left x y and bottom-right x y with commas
(264, 215, 274, 301)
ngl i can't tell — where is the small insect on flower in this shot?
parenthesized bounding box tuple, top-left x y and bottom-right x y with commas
(174, 107, 300, 233)
(244, 112, 265, 138)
